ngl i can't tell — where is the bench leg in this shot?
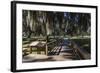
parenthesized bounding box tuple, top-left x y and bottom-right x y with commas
(30, 47, 32, 53)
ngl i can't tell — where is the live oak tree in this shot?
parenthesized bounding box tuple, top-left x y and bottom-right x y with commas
(22, 10, 91, 38)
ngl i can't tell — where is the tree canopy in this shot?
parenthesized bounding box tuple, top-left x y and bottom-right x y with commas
(22, 10, 91, 38)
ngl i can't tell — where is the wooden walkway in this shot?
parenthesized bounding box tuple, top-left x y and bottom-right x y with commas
(23, 38, 90, 63)
(48, 39, 81, 60)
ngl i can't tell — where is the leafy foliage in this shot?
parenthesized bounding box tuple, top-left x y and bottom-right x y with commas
(22, 10, 91, 38)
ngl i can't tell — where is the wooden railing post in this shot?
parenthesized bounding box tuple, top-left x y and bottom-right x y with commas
(45, 36, 48, 55)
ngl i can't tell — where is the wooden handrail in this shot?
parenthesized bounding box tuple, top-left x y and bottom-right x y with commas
(71, 41, 87, 59)
(47, 40, 56, 45)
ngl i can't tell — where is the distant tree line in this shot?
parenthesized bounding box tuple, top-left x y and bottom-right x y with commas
(22, 10, 91, 38)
